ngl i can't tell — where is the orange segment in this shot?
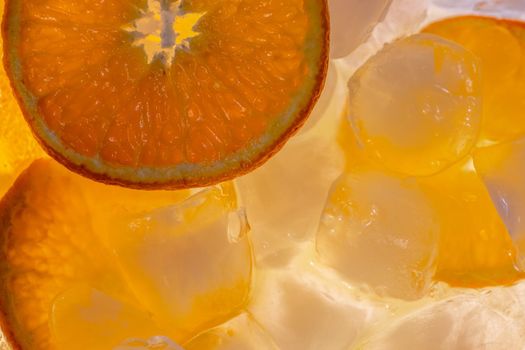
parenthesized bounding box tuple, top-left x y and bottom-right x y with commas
(3, 0, 329, 189)
(0, 160, 127, 350)
(418, 160, 523, 287)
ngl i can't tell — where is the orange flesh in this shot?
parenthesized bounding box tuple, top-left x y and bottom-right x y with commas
(0, 160, 128, 350)
(0, 159, 252, 349)
(418, 160, 523, 287)
(4, 0, 328, 188)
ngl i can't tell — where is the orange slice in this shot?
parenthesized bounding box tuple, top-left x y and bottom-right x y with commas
(3, 0, 329, 189)
(418, 160, 523, 287)
(0, 159, 253, 349)
(0, 160, 129, 350)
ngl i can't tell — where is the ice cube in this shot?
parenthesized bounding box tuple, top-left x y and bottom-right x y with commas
(360, 283, 525, 349)
(51, 286, 164, 350)
(316, 170, 439, 300)
(249, 266, 385, 349)
(236, 98, 344, 267)
(103, 185, 253, 341)
(184, 313, 277, 350)
(418, 159, 521, 286)
(347, 34, 482, 176)
(330, 0, 392, 58)
(473, 138, 525, 267)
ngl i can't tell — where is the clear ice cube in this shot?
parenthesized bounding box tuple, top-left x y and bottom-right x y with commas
(347, 33, 482, 176)
(316, 170, 439, 300)
(104, 185, 253, 341)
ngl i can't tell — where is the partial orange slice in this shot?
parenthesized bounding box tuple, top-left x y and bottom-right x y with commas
(0, 160, 128, 350)
(3, 0, 329, 189)
(418, 160, 523, 287)
(0, 0, 46, 197)
(0, 159, 253, 349)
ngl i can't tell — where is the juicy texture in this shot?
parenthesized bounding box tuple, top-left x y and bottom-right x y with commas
(0, 160, 126, 350)
(3, 0, 329, 188)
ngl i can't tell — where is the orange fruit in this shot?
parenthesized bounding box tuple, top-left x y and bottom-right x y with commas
(418, 160, 523, 287)
(3, 0, 329, 189)
(0, 159, 253, 349)
(0, 160, 128, 350)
